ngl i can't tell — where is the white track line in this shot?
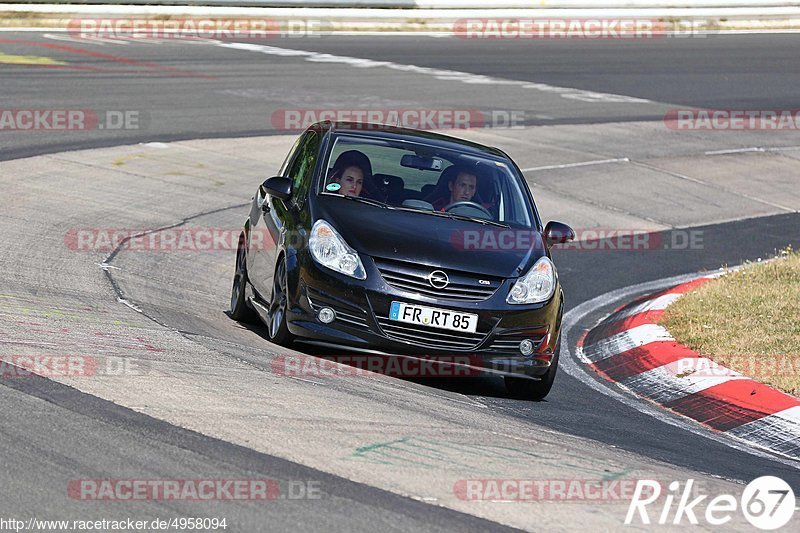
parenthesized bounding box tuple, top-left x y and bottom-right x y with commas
(521, 158, 630, 172)
(706, 146, 800, 155)
(215, 41, 651, 104)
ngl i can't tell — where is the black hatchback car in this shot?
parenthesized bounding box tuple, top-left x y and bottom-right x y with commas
(230, 122, 574, 399)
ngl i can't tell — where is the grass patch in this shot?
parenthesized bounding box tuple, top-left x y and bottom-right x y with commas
(660, 249, 800, 396)
(0, 52, 66, 65)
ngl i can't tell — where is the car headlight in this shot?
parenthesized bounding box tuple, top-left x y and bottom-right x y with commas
(507, 257, 556, 304)
(309, 219, 366, 280)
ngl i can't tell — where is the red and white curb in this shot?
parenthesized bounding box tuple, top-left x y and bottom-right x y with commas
(576, 273, 800, 461)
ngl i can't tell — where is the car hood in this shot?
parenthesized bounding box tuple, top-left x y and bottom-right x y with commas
(316, 196, 545, 278)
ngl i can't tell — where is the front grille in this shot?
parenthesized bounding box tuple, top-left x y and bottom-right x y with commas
(374, 258, 501, 302)
(376, 317, 487, 351)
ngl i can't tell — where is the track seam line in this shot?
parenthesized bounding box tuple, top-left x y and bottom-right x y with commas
(629, 159, 797, 213)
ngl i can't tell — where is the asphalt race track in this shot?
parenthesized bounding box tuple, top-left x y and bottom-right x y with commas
(1, 31, 800, 531)
(3, 33, 800, 160)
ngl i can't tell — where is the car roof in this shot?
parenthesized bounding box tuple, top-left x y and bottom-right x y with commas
(312, 121, 511, 161)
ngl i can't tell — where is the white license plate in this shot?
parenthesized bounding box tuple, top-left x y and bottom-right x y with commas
(389, 301, 478, 333)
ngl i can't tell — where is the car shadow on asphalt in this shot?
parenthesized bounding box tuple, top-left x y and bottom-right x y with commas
(224, 311, 540, 402)
(297, 342, 533, 402)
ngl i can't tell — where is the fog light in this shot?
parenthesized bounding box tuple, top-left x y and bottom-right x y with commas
(519, 339, 535, 356)
(318, 307, 336, 324)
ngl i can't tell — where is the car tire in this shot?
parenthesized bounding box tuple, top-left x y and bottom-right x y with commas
(268, 255, 295, 346)
(230, 233, 259, 323)
(504, 340, 560, 401)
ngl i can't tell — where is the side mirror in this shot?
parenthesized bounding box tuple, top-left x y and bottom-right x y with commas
(544, 221, 575, 246)
(261, 176, 292, 201)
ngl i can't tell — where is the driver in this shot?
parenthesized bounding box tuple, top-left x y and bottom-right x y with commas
(334, 165, 364, 197)
(327, 150, 372, 198)
(432, 168, 477, 211)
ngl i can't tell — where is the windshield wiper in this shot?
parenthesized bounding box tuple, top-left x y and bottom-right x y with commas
(441, 212, 510, 228)
(336, 195, 394, 209)
(395, 206, 510, 228)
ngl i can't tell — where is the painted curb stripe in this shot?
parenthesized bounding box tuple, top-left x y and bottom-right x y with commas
(727, 406, 800, 457)
(584, 309, 666, 345)
(622, 360, 749, 405)
(608, 293, 681, 322)
(590, 341, 701, 382)
(580, 323, 673, 364)
(575, 329, 589, 349)
(664, 379, 800, 432)
(609, 276, 713, 314)
(583, 273, 800, 459)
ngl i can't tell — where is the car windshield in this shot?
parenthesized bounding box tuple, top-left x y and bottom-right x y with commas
(318, 134, 534, 227)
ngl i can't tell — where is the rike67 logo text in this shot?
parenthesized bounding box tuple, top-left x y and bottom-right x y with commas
(626, 477, 795, 529)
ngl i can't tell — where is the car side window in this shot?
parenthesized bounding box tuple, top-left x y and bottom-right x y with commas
(284, 131, 320, 208)
(277, 133, 305, 178)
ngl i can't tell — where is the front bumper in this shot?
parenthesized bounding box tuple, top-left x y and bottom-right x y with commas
(283, 253, 563, 379)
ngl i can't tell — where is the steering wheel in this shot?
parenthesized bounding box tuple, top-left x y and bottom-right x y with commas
(444, 201, 492, 219)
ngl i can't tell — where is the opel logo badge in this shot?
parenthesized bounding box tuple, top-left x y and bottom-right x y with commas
(428, 270, 449, 289)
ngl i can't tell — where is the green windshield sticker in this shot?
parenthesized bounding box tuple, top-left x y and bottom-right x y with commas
(326, 183, 341, 191)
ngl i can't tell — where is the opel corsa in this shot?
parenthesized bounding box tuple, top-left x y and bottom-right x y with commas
(230, 122, 574, 399)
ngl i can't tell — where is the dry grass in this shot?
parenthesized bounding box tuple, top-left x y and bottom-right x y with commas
(661, 249, 800, 396)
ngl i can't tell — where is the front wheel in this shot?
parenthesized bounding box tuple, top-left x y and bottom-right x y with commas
(267, 256, 294, 346)
(230, 234, 258, 323)
(504, 341, 560, 401)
